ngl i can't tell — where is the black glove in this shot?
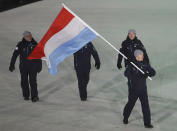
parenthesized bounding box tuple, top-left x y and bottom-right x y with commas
(9, 66, 15, 72)
(95, 63, 100, 70)
(117, 64, 122, 70)
(143, 73, 149, 78)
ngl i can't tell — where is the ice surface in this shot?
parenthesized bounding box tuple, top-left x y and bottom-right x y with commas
(0, 0, 177, 131)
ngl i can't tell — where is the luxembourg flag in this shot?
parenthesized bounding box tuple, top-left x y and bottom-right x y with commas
(28, 4, 98, 75)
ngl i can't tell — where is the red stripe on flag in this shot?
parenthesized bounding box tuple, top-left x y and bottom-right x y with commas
(28, 7, 74, 59)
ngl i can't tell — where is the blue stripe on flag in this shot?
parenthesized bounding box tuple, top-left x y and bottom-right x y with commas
(48, 27, 97, 75)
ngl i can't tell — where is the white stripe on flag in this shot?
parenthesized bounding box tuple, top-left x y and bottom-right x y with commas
(44, 17, 86, 66)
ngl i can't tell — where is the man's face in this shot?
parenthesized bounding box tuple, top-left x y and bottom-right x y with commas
(24, 34, 32, 42)
(136, 54, 144, 62)
(128, 32, 136, 40)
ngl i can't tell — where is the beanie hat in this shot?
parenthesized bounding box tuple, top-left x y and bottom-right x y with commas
(134, 49, 144, 58)
(23, 31, 31, 37)
(128, 29, 136, 35)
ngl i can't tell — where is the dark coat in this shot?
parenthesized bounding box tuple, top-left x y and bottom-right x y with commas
(74, 42, 100, 72)
(117, 36, 150, 67)
(124, 61, 156, 92)
(10, 38, 42, 72)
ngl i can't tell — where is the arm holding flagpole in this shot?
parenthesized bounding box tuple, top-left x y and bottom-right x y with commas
(62, 3, 152, 80)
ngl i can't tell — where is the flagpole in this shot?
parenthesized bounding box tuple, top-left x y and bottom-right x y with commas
(62, 3, 152, 80)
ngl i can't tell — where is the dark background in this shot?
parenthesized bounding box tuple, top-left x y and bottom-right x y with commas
(0, 0, 41, 12)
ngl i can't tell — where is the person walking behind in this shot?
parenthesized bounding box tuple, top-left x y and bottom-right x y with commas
(9, 31, 42, 102)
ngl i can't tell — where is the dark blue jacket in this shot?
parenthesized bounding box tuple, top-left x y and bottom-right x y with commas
(74, 42, 100, 72)
(118, 36, 149, 67)
(10, 38, 42, 72)
(124, 62, 156, 92)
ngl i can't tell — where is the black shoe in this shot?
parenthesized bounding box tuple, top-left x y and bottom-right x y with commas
(31, 97, 39, 102)
(81, 98, 87, 101)
(144, 124, 154, 128)
(24, 97, 29, 101)
(123, 118, 128, 124)
(36, 97, 39, 101)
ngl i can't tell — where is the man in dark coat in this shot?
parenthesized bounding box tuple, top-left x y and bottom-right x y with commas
(9, 31, 42, 102)
(123, 49, 156, 128)
(74, 42, 100, 101)
(117, 29, 150, 101)
(117, 29, 149, 69)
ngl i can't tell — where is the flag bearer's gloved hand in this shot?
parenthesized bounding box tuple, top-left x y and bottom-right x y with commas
(143, 72, 149, 78)
(9, 66, 15, 72)
(117, 63, 122, 70)
(95, 62, 100, 70)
